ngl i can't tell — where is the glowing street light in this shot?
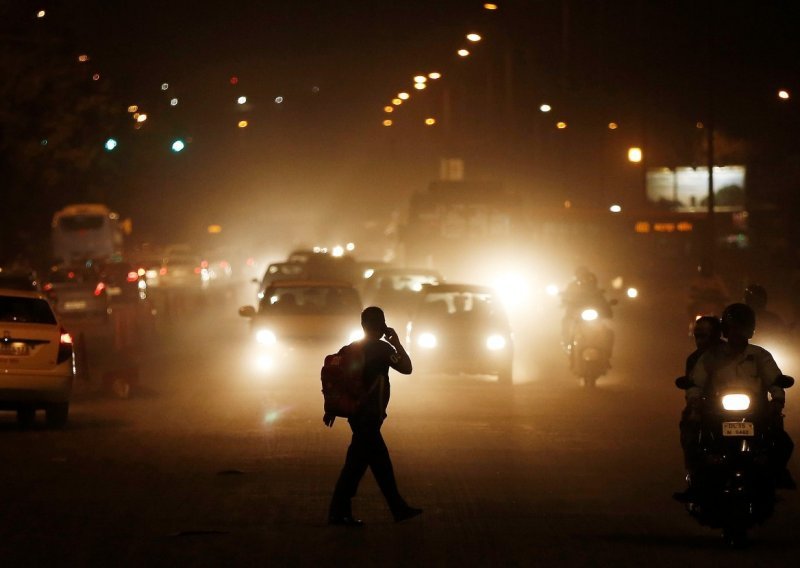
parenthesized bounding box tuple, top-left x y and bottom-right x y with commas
(78, 54, 89, 62)
(425, 118, 436, 126)
(383, 119, 393, 127)
(171, 139, 185, 152)
(608, 122, 618, 130)
(127, 105, 138, 113)
(466, 33, 482, 42)
(170, 98, 178, 106)
(384, 106, 394, 113)
(428, 72, 441, 80)
(628, 147, 643, 163)
(414, 82, 426, 90)
(392, 98, 402, 105)
(556, 121, 567, 129)
(104, 138, 118, 151)
(484, 3, 498, 10)
(237, 96, 247, 104)
(413, 75, 427, 83)
(36, 10, 46, 18)
(136, 113, 148, 123)
(609, 204, 622, 213)
(539, 104, 551, 113)
(161, 83, 169, 90)
(778, 89, 790, 100)
(457, 49, 470, 57)
(398, 92, 410, 100)
(238, 120, 248, 128)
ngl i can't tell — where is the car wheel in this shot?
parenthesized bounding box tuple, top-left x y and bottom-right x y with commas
(46, 403, 69, 429)
(17, 407, 36, 429)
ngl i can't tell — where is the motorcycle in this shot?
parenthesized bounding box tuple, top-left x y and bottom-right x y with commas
(674, 374, 795, 547)
(564, 299, 616, 387)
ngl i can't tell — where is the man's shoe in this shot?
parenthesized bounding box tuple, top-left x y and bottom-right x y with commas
(393, 507, 423, 523)
(328, 515, 365, 527)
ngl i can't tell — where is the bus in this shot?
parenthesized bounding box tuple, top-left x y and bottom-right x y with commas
(52, 203, 124, 263)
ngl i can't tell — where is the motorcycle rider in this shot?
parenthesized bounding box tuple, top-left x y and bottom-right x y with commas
(744, 283, 786, 338)
(560, 267, 612, 347)
(674, 316, 723, 501)
(686, 303, 795, 490)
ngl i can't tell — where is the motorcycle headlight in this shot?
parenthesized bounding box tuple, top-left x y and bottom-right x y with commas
(418, 332, 437, 349)
(486, 334, 506, 351)
(722, 393, 751, 411)
(348, 328, 365, 343)
(581, 309, 599, 321)
(255, 329, 277, 345)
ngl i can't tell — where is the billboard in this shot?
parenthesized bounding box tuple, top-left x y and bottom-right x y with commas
(646, 166, 745, 212)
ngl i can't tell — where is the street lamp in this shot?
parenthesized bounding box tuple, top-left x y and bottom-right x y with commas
(556, 121, 567, 129)
(414, 82, 426, 90)
(127, 105, 138, 113)
(384, 106, 394, 113)
(628, 147, 643, 163)
(609, 204, 622, 213)
(237, 96, 247, 104)
(457, 49, 470, 57)
(398, 92, 410, 100)
(392, 98, 403, 105)
(238, 120, 248, 128)
(104, 138, 118, 151)
(170, 98, 179, 106)
(382, 119, 393, 127)
(36, 10, 46, 18)
(608, 122, 618, 130)
(467, 33, 482, 42)
(778, 89, 790, 100)
(413, 75, 427, 83)
(539, 104, 552, 113)
(483, 3, 498, 10)
(136, 113, 148, 123)
(425, 118, 436, 126)
(171, 140, 185, 152)
(428, 72, 441, 80)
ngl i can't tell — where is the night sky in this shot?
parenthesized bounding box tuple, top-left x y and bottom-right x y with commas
(2, 0, 799, 252)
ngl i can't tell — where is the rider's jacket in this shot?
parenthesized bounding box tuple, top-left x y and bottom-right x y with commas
(688, 342, 784, 403)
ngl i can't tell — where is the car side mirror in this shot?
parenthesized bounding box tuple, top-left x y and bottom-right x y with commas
(775, 375, 795, 389)
(675, 376, 694, 390)
(239, 305, 256, 318)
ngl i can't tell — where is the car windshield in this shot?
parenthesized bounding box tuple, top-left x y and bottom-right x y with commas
(259, 286, 360, 315)
(47, 267, 97, 284)
(0, 296, 57, 324)
(371, 272, 440, 294)
(59, 215, 105, 231)
(418, 290, 501, 321)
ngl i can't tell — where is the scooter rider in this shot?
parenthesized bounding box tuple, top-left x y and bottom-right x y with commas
(686, 303, 795, 489)
(561, 267, 611, 346)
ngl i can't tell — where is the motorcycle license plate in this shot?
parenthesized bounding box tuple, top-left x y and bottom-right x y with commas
(722, 422, 754, 437)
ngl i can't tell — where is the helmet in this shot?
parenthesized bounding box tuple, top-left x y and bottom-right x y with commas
(744, 284, 768, 311)
(721, 303, 755, 339)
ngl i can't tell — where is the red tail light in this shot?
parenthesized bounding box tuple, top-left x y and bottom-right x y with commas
(159, 267, 168, 276)
(94, 282, 106, 296)
(194, 267, 202, 274)
(58, 327, 73, 364)
(60, 329, 73, 344)
(43, 283, 54, 291)
(126, 271, 138, 282)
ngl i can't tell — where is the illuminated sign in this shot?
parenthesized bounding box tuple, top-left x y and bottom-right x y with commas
(646, 166, 745, 212)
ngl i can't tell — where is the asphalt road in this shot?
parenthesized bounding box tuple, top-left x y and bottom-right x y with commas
(1, 286, 798, 567)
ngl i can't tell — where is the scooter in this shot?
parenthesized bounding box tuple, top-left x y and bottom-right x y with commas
(674, 374, 795, 547)
(565, 300, 616, 387)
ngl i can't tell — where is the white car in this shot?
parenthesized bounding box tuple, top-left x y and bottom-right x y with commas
(0, 289, 74, 427)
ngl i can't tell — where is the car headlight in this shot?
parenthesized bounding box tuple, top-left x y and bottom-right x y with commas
(722, 393, 751, 411)
(581, 309, 599, 321)
(418, 332, 437, 349)
(626, 287, 638, 299)
(486, 334, 507, 351)
(255, 329, 277, 345)
(546, 284, 560, 297)
(349, 328, 365, 343)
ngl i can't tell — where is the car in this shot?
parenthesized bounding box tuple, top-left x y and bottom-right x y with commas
(0, 289, 74, 427)
(407, 283, 513, 384)
(158, 255, 204, 290)
(239, 280, 363, 373)
(254, 262, 307, 301)
(0, 268, 40, 292)
(43, 264, 109, 319)
(360, 267, 443, 324)
(99, 261, 144, 303)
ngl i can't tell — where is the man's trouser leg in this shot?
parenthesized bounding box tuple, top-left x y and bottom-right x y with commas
(680, 409, 702, 480)
(361, 421, 407, 514)
(329, 420, 371, 518)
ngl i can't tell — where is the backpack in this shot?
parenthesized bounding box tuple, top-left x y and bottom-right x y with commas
(321, 342, 367, 417)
